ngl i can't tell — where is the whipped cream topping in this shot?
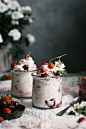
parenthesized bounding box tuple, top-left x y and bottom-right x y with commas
(37, 61, 66, 76)
(13, 56, 37, 71)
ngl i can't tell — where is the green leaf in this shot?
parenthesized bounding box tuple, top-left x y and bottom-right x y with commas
(82, 106, 86, 111)
(68, 111, 75, 115)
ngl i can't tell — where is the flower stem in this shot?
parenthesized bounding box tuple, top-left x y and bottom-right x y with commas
(28, 51, 31, 56)
(49, 54, 67, 64)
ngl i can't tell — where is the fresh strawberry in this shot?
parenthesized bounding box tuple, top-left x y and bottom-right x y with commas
(25, 55, 29, 59)
(43, 62, 49, 65)
(40, 68, 46, 73)
(48, 63, 54, 69)
(36, 66, 38, 70)
(6, 75, 12, 80)
(0, 117, 4, 123)
(25, 52, 31, 59)
(2, 108, 11, 114)
(3, 96, 11, 104)
(11, 62, 17, 69)
(82, 78, 86, 81)
(77, 117, 85, 123)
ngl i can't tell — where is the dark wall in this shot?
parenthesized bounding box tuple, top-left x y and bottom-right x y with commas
(18, 0, 86, 73)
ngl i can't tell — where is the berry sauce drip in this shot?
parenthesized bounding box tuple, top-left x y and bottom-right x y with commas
(22, 65, 28, 71)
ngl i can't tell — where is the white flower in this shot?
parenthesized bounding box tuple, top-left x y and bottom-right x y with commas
(55, 61, 65, 71)
(11, 11, 24, 20)
(7, 0, 21, 10)
(11, 20, 19, 25)
(0, 34, 3, 43)
(29, 17, 33, 23)
(3, 0, 12, 4)
(8, 29, 21, 41)
(7, 10, 12, 15)
(21, 6, 32, 13)
(26, 34, 35, 45)
(0, 2, 8, 13)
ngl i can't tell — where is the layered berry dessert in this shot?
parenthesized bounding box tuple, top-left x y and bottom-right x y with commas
(11, 52, 38, 98)
(32, 54, 67, 109)
(78, 77, 86, 101)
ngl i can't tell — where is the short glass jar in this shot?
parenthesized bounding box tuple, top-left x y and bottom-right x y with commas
(78, 77, 86, 101)
(32, 74, 62, 109)
(11, 70, 36, 99)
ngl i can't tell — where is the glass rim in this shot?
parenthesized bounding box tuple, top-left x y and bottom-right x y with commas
(31, 73, 62, 78)
(11, 69, 37, 73)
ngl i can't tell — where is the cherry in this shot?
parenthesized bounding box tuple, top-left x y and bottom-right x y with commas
(12, 101, 19, 109)
(0, 99, 7, 109)
(7, 104, 15, 112)
(82, 78, 86, 81)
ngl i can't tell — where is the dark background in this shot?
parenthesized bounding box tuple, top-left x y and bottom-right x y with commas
(18, 0, 86, 73)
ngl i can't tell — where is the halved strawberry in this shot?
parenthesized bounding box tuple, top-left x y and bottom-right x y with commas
(6, 75, 12, 80)
(11, 62, 17, 69)
(2, 108, 11, 114)
(40, 68, 46, 73)
(3, 96, 11, 104)
(0, 117, 4, 123)
(43, 62, 49, 65)
(48, 63, 54, 69)
(77, 117, 85, 123)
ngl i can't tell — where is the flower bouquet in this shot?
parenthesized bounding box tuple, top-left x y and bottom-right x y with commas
(0, 0, 35, 61)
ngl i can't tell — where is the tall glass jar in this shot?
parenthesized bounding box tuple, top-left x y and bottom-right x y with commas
(11, 70, 36, 99)
(32, 74, 62, 109)
(78, 77, 86, 101)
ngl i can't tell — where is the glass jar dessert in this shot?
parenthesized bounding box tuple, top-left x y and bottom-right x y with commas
(32, 74, 62, 109)
(11, 52, 38, 99)
(32, 54, 67, 109)
(78, 77, 86, 101)
(11, 70, 36, 99)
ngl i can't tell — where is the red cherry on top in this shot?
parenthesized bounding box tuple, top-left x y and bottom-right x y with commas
(40, 68, 46, 73)
(25, 55, 29, 59)
(48, 63, 54, 69)
(11, 62, 17, 69)
(43, 62, 49, 65)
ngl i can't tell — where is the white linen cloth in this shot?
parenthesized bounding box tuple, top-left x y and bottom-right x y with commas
(0, 94, 86, 129)
(0, 72, 86, 129)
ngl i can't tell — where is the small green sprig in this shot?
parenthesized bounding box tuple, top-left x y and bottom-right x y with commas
(27, 51, 31, 57)
(49, 54, 67, 64)
(57, 69, 67, 76)
(68, 106, 86, 116)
